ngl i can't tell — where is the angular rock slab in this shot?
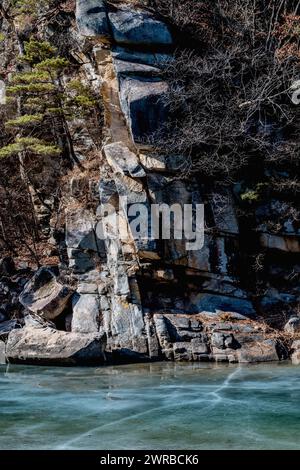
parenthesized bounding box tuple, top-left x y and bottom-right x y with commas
(112, 46, 172, 67)
(6, 326, 106, 365)
(66, 208, 98, 251)
(71, 293, 101, 334)
(113, 58, 160, 75)
(19, 267, 73, 321)
(98, 178, 118, 206)
(108, 4, 173, 46)
(103, 142, 146, 178)
(108, 295, 148, 360)
(236, 339, 279, 363)
(119, 76, 168, 142)
(191, 294, 255, 317)
(76, 0, 109, 37)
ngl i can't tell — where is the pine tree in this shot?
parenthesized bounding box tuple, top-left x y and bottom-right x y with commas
(0, 37, 97, 245)
(1, 38, 96, 163)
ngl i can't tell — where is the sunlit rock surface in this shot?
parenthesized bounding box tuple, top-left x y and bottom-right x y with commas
(1, 1, 299, 366)
(6, 326, 106, 365)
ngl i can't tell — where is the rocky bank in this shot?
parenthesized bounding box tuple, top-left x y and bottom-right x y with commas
(0, 0, 300, 366)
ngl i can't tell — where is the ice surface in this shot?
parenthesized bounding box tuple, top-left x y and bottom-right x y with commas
(0, 362, 300, 450)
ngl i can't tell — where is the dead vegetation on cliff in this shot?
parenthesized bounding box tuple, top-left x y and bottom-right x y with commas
(0, 0, 103, 265)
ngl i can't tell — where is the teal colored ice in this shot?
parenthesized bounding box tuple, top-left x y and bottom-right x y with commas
(0, 362, 300, 450)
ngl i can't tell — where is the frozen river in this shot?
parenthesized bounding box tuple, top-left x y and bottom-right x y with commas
(0, 362, 300, 450)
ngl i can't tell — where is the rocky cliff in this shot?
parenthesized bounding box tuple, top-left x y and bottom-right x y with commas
(0, 0, 300, 366)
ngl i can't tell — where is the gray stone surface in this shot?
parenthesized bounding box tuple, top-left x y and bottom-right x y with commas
(108, 4, 173, 46)
(76, 0, 109, 37)
(71, 2, 300, 366)
(103, 142, 146, 178)
(19, 268, 73, 320)
(108, 295, 148, 359)
(113, 266, 130, 296)
(112, 47, 172, 67)
(119, 76, 168, 142)
(144, 314, 160, 359)
(71, 293, 101, 334)
(0, 341, 5, 364)
(153, 313, 172, 355)
(291, 340, 300, 365)
(67, 249, 96, 274)
(66, 208, 98, 251)
(193, 294, 255, 317)
(191, 338, 209, 357)
(77, 283, 99, 294)
(236, 339, 279, 363)
(211, 332, 226, 349)
(291, 351, 300, 365)
(98, 178, 118, 206)
(150, 312, 282, 363)
(260, 233, 300, 252)
(284, 317, 300, 335)
(173, 342, 193, 361)
(66, 208, 106, 274)
(6, 326, 106, 365)
(113, 59, 160, 75)
(209, 189, 239, 234)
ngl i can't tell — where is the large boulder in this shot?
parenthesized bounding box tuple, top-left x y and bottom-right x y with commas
(6, 326, 106, 365)
(108, 295, 148, 360)
(76, 0, 109, 37)
(119, 76, 168, 142)
(236, 338, 279, 363)
(108, 4, 173, 46)
(19, 267, 73, 320)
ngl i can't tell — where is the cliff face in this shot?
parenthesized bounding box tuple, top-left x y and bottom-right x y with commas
(1, 1, 300, 365)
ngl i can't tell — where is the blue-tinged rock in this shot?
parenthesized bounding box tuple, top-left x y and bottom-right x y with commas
(112, 46, 172, 67)
(113, 58, 160, 76)
(76, 0, 109, 37)
(193, 294, 256, 317)
(108, 4, 173, 46)
(119, 76, 168, 142)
